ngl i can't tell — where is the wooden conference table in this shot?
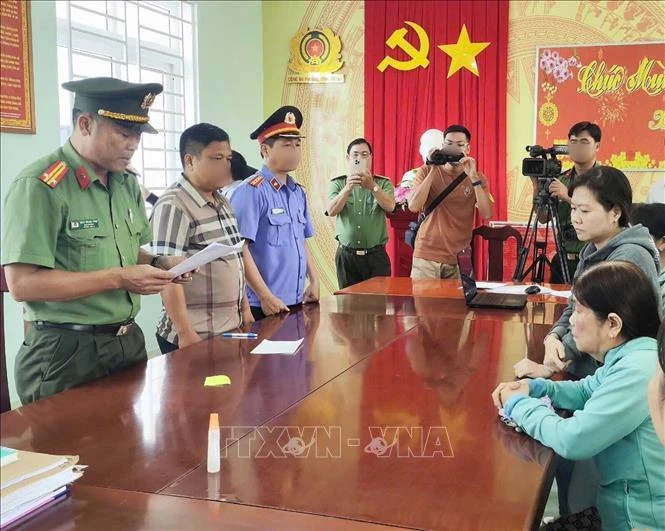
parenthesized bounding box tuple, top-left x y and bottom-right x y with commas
(1, 278, 569, 530)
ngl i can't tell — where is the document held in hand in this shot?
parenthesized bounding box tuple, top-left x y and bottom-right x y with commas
(167, 241, 244, 278)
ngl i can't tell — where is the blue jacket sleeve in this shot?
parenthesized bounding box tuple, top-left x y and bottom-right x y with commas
(509, 359, 654, 460)
(502, 379, 548, 417)
(537, 369, 606, 412)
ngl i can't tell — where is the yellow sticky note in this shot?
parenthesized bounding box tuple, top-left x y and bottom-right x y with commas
(204, 375, 231, 387)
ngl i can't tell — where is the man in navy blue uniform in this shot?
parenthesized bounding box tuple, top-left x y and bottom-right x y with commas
(230, 106, 320, 320)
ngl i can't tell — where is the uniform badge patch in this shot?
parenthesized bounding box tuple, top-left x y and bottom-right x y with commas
(270, 177, 283, 191)
(75, 167, 91, 191)
(70, 219, 100, 230)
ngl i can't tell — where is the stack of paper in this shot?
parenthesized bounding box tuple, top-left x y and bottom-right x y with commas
(0, 449, 85, 528)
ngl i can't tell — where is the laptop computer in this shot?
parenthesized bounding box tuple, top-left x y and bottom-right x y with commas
(456, 248, 527, 310)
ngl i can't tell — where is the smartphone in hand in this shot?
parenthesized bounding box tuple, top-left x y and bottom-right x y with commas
(351, 157, 370, 175)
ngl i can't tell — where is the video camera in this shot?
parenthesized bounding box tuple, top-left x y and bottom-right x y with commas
(515, 144, 573, 284)
(522, 144, 568, 181)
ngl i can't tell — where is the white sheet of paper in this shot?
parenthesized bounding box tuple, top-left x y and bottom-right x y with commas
(475, 282, 507, 290)
(167, 241, 243, 278)
(487, 285, 537, 295)
(547, 289, 572, 299)
(250, 339, 304, 355)
(486, 285, 572, 298)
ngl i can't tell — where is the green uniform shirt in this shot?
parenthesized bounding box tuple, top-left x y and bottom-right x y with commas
(1, 140, 151, 324)
(328, 175, 394, 249)
(557, 164, 597, 255)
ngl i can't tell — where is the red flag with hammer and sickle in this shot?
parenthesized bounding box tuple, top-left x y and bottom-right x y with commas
(365, 0, 508, 277)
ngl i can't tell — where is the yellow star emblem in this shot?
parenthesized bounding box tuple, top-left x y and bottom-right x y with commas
(438, 24, 490, 78)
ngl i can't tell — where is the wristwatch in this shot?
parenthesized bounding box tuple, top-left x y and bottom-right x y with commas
(471, 180, 483, 187)
(150, 255, 162, 269)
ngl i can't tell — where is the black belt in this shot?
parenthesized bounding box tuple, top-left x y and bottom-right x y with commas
(339, 244, 385, 256)
(34, 319, 135, 336)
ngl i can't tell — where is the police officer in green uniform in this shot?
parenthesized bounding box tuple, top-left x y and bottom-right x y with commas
(326, 138, 396, 289)
(532, 121, 601, 284)
(1, 77, 191, 405)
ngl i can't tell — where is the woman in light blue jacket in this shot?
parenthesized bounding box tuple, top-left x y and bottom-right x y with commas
(649, 321, 665, 445)
(493, 261, 664, 531)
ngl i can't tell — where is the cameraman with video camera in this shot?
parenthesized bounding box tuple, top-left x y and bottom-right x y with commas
(531, 121, 601, 283)
(408, 125, 493, 279)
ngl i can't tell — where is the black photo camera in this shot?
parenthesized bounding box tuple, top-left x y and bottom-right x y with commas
(427, 149, 464, 166)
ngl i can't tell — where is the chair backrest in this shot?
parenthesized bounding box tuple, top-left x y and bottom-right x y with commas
(473, 225, 523, 281)
(1, 267, 11, 413)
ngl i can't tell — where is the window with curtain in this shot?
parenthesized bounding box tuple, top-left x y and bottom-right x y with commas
(55, 0, 197, 195)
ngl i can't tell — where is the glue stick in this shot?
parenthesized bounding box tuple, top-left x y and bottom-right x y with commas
(207, 413, 220, 473)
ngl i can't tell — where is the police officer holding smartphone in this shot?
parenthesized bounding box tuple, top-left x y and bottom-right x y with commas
(326, 138, 396, 289)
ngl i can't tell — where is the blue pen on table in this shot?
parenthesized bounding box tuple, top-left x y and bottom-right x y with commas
(222, 332, 258, 339)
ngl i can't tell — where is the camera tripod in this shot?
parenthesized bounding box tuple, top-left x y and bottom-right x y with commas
(513, 180, 570, 284)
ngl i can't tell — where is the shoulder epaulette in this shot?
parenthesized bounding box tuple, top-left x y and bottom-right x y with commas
(38, 160, 69, 189)
(249, 174, 264, 187)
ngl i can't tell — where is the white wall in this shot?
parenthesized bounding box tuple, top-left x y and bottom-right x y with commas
(197, 0, 264, 167)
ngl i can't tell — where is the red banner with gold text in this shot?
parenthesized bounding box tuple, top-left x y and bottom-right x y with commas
(535, 42, 664, 171)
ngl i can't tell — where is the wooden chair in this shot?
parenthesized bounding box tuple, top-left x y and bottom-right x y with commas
(473, 225, 523, 281)
(1, 267, 11, 413)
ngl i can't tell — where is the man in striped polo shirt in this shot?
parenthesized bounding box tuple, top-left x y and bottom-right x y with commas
(150, 123, 253, 353)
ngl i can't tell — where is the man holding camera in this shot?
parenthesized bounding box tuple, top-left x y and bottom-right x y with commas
(531, 121, 601, 283)
(408, 125, 494, 279)
(327, 138, 395, 289)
